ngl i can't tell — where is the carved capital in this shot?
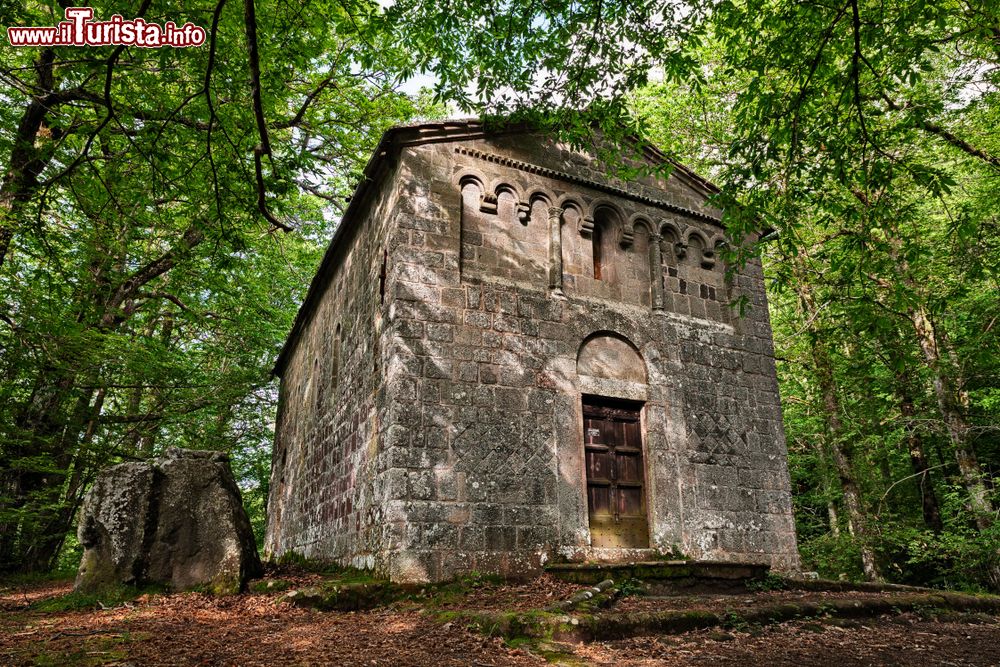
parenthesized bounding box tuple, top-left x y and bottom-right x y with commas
(547, 206, 563, 221)
(480, 192, 498, 214)
(618, 224, 635, 249)
(517, 201, 531, 224)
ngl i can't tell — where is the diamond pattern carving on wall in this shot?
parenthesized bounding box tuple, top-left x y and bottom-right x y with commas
(452, 421, 555, 477)
(687, 412, 749, 457)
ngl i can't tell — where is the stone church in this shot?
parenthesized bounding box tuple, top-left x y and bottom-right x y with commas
(265, 119, 800, 582)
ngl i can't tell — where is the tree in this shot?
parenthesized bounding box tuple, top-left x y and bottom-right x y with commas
(0, 0, 433, 572)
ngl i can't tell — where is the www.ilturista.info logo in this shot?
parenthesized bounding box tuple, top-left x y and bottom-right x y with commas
(7, 7, 206, 47)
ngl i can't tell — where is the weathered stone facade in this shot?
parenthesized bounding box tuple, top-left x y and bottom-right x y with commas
(265, 120, 800, 582)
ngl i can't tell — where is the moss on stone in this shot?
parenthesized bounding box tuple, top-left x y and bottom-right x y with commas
(251, 578, 293, 593)
(284, 581, 401, 611)
(271, 552, 381, 581)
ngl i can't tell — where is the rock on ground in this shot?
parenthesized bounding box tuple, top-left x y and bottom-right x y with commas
(75, 448, 262, 594)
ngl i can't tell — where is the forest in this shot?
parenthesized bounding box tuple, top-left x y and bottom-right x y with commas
(1, 0, 998, 595)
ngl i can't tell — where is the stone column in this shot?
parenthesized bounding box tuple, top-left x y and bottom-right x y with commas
(649, 233, 664, 311)
(548, 206, 564, 294)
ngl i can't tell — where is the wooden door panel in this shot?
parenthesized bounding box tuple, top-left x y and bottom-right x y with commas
(583, 398, 649, 549)
(614, 518, 650, 548)
(585, 450, 613, 482)
(624, 421, 642, 448)
(617, 453, 643, 483)
(616, 486, 644, 517)
(587, 485, 612, 516)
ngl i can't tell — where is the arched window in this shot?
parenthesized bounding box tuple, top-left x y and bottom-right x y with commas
(592, 206, 622, 282)
(313, 357, 324, 410)
(592, 224, 603, 280)
(332, 324, 342, 397)
(379, 248, 387, 304)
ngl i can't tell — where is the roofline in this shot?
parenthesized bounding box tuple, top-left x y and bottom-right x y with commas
(632, 138, 721, 196)
(271, 118, 723, 377)
(271, 120, 524, 376)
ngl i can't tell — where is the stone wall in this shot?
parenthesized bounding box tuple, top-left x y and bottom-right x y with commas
(264, 156, 402, 572)
(268, 126, 800, 582)
(378, 134, 798, 580)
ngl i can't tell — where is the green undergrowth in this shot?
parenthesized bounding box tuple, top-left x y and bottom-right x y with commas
(439, 608, 576, 640)
(720, 610, 754, 632)
(319, 568, 383, 585)
(0, 569, 76, 589)
(251, 578, 293, 593)
(280, 567, 511, 611)
(746, 573, 789, 592)
(180, 577, 244, 596)
(272, 552, 382, 583)
(30, 584, 166, 612)
(616, 578, 646, 598)
(417, 571, 506, 606)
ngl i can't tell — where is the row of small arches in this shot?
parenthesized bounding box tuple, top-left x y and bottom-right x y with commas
(457, 172, 726, 269)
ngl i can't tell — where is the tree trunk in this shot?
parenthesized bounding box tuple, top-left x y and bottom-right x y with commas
(0, 49, 61, 271)
(827, 499, 841, 537)
(792, 259, 882, 581)
(880, 221, 996, 533)
(139, 312, 176, 455)
(896, 379, 944, 532)
(909, 305, 994, 531)
(0, 371, 83, 571)
(813, 342, 881, 581)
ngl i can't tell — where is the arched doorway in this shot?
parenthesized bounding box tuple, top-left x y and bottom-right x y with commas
(577, 333, 650, 549)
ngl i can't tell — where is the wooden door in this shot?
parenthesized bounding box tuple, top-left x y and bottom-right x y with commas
(583, 398, 649, 548)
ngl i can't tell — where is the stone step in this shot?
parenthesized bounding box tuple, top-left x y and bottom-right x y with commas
(545, 560, 770, 594)
(450, 590, 1000, 645)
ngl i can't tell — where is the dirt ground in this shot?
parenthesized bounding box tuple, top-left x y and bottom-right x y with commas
(611, 588, 919, 613)
(3, 577, 1000, 666)
(430, 573, 577, 611)
(0, 579, 542, 666)
(573, 614, 1000, 666)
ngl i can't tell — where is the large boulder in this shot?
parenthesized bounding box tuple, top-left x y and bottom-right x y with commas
(75, 448, 262, 594)
(74, 462, 156, 589)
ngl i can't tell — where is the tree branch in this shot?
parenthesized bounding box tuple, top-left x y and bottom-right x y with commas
(272, 75, 336, 130)
(134, 290, 190, 311)
(850, 0, 871, 150)
(893, 101, 1000, 169)
(244, 0, 294, 231)
(101, 225, 206, 326)
(244, 0, 271, 157)
(98, 398, 214, 424)
(789, 0, 851, 156)
(41, 0, 155, 190)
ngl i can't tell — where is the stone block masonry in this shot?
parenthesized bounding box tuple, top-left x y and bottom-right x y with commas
(265, 120, 800, 582)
